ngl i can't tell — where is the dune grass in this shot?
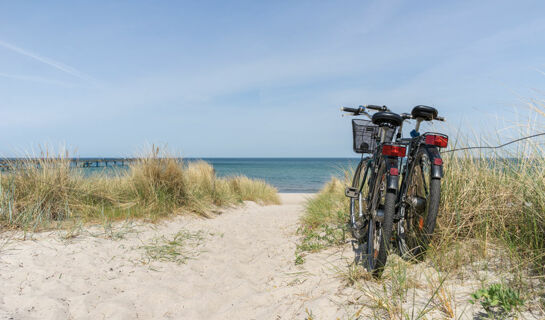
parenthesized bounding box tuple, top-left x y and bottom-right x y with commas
(0, 148, 279, 231)
(298, 159, 543, 317)
(299, 148, 545, 263)
(297, 105, 545, 317)
(296, 177, 348, 258)
(299, 116, 545, 264)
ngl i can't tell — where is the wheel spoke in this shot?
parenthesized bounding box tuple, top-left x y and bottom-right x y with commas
(420, 162, 429, 197)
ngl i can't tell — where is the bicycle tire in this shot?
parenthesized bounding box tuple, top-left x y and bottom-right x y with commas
(349, 160, 366, 241)
(366, 159, 395, 277)
(398, 148, 441, 260)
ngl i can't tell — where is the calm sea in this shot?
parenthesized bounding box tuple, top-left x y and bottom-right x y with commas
(196, 158, 360, 193)
(83, 158, 360, 193)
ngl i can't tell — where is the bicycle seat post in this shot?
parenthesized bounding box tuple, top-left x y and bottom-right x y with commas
(397, 122, 405, 141)
(379, 127, 387, 143)
(414, 118, 423, 133)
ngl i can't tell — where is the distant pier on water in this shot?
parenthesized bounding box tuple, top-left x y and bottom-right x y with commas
(0, 158, 139, 172)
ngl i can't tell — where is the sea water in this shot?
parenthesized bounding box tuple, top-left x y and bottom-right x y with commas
(196, 158, 360, 193)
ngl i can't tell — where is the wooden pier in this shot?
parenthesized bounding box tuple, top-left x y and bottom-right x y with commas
(0, 158, 139, 172)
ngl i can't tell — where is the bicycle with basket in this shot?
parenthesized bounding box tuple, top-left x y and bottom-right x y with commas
(341, 104, 447, 277)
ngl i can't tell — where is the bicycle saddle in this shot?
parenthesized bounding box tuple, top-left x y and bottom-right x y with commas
(371, 111, 403, 127)
(411, 105, 438, 121)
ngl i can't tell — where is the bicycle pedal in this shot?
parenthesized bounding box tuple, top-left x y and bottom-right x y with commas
(345, 187, 359, 198)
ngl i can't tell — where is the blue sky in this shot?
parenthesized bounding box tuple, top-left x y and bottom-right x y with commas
(1, 0, 544, 157)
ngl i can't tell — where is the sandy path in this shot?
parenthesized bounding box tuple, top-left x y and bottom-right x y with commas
(0, 194, 352, 320)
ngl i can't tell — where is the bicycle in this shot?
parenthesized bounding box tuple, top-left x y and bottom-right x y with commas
(394, 106, 447, 260)
(341, 105, 406, 276)
(341, 104, 447, 276)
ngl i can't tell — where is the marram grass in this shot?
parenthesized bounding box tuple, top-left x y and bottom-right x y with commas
(299, 130, 545, 273)
(0, 149, 279, 231)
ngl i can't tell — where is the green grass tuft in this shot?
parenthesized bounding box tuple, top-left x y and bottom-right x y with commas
(295, 177, 349, 259)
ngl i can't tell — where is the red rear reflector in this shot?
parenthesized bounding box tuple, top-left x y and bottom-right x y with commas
(425, 135, 448, 148)
(390, 168, 399, 176)
(382, 145, 406, 157)
(433, 158, 443, 166)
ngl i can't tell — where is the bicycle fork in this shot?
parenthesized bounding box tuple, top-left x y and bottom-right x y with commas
(347, 159, 372, 230)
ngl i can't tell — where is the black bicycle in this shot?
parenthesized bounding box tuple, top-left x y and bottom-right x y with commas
(394, 106, 447, 260)
(342, 104, 447, 276)
(341, 105, 406, 276)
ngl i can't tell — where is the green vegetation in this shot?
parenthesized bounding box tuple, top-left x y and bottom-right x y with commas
(470, 283, 524, 318)
(0, 147, 279, 231)
(295, 177, 348, 261)
(294, 253, 305, 265)
(440, 155, 545, 267)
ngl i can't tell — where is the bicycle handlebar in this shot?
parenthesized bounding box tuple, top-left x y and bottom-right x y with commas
(340, 107, 360, 114)
(365, 105, 389, 111)
(340, 104, 389, 116)
(340, 104, 444, 121)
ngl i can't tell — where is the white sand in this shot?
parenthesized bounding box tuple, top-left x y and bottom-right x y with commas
(0, 194, 354, 319)
(0, 194, 539, 319)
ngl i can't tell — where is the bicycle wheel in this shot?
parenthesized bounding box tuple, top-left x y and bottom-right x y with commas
(366, 159, 396, 277)
(349, 160, 367, 241)
(398, 149, 441, 260)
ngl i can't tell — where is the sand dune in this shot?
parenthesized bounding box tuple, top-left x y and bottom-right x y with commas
(0, 194, 358, 319)
(2, 193, 538, 320)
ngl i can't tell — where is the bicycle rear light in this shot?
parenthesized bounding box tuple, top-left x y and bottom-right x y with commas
(424, 134, 448, 148)
(382, 145, 406, 157)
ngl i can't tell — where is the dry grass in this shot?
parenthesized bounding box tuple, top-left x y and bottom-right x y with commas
(227, 175, 280, 205)
(140, 229, 205, 265)
(297, 102, 545, 317)
(299, 105, 545, 265)
(439, 155, 545, 267)
(0, 147, 279, 231)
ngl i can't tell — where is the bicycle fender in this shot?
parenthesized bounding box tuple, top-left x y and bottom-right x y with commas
(384, 156, 400, 191)
(422, 145, 443, 179)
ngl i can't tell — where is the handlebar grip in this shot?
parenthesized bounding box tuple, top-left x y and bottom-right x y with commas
(435, 116, 445, 121)
(341, 107, 359, 113)
(366, 105, 389, 111)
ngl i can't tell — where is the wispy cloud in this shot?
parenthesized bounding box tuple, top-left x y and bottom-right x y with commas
(0, 40, 94, 82)
(0, 72, 77, 87)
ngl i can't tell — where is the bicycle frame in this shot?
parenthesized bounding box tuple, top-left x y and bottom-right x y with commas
(396, 132, 445, 221)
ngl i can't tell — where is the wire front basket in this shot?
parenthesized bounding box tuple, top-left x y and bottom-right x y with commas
(352, 119, 394, 154)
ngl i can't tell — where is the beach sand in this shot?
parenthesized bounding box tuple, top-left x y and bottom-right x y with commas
(0, 193, 357, 319)
(1, 193, 536, 320)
